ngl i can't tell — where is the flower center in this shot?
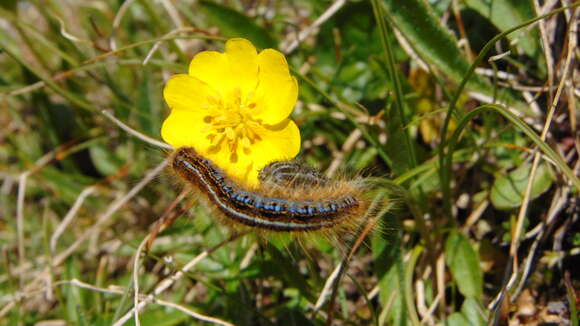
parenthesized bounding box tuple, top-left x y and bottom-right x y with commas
(204, 87, 262, 161)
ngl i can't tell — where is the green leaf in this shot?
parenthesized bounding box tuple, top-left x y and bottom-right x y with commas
(441, 104, 580, 219)
(381, 0, 487, 90)
(446, 312, 470, 326)
(490, 161, 554, 210)
(198, 0, 276, 49)
(380, 0, 529, 113)
(40, 167, 92, 203)
(263, 246, 315, 302)
(0, 0, 17, 11)
(373, 0, 418, 172)
(445, 232, 483, 299)
(464, 0, 542, 60)
(313, 1, 387, 102)
(64, 258, 85, 325)
(461, 298, 487, 326)
(136, 71, 160, 137)
(372, 228, 407, 326)
(137, 309, 189, 326)
(89, 144, 126, 177)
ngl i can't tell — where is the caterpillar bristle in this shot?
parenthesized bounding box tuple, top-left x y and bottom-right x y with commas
(169, 146, 379, 244)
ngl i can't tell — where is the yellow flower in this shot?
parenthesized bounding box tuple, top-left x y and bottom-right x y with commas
(161, 38, 300, 187)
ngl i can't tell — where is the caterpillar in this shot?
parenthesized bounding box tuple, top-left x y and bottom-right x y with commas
(171, 147, 367, 232)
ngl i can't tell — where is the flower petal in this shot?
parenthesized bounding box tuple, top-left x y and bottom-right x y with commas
(254, 49, 298, 124)
(197, 119, 300, 188)
(163, 39, 301, 188)
(163, 74, 215, 112)
(224, 38, 259, 95)
(188, 39, 258, 97)
(161, 109, 213, 149)
(233, 119, 301, 186)
(187, 51, 229, 95)
(251, 119, 301, 164)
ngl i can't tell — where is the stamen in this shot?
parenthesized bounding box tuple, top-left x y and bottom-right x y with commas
(202, 87, 264, 156)
(241, 138, 252, 154)
(225, 127, 235, 140)
(210, 132, 227, 148)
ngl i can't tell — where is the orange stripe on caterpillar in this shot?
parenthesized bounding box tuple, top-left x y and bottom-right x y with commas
(171, 147, 366, 232)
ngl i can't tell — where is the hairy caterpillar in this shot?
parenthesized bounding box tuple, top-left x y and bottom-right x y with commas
(171, 147, 367, 233)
